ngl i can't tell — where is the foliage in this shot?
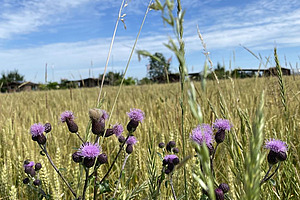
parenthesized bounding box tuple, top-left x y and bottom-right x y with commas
(145, 52, 171, 82)
(0, 69, 25, 92)
(0, 78, 299, 199)
(0, 69, 24, 84)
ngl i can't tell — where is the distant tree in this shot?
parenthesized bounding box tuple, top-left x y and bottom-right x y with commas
(0, 69, 24, 84)
(138, 77, 152, 85)
(0, 70, 25, 92)
(148, 52, 170, 82)
(207, 63, 230, 80)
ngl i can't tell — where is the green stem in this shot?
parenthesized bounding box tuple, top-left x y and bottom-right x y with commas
(260, 163, 280, 185)
(98, 136, 129, 185)
(39, 145, 77, 198)
(82, 168, 90, 200)
(170, 174, 177, 200)
(176, 0, 187, 199)
(113, 154, 130, 198)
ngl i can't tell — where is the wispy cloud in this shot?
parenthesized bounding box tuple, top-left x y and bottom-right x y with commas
(192, 0, 300, 50)
(0, 0, 95, 39)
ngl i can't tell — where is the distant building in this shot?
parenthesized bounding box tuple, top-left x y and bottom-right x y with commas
(67, 78, 109, 88)
(2, 81, 38, 93)
(235, 67, 291, 77)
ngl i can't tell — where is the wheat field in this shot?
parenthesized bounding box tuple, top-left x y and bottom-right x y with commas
(0, 76, 299, 199)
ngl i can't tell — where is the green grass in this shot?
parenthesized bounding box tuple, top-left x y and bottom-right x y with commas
(0, 76, 299, 199)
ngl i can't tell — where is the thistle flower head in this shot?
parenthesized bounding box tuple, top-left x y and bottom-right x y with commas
(126, 136, 138, 145)
(112, 123, 124, 137)
(213, 119, 232, 131)
(127, 108, 144, 122)
(190, 124, 213, 147)
(79, 142, 101, 158)
(30, 123, 45, 137)
(164, 154, 178, 162)
(60, 111, 75, 122)
(265, 139, 288, 153)
(101, 110, 109, 121)
(23, 161, 35, 169)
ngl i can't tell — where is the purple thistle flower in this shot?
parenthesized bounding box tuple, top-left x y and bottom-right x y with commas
(24, 161, 35, 169)
(112, 123, 124, 137)
(126, 136, 138, 145)
(164, 154, 178, 162)
(78, 142, 101, 158)
(60, 111, 75, 123)
(265, 139, 288, 153)
(190, 124, 214, 148)
(30, 123, 45, 137)
(127, 108, 144, 122)
(213, 119, 232, 131)
(101, 110, 109, 122)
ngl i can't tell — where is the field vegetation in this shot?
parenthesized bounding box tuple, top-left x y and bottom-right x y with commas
(0, 75, 299, 199)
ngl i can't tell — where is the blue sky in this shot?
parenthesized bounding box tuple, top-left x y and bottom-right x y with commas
(0, 0, 299, 83)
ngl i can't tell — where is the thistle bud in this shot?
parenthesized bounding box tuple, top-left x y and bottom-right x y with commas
(23, 177, 30, 184)
(127, 119, 139, 133)
(72, 152, 83, 163)
(35, 163, 42, 171)
(168, 141, 176, 148)
(44, 123, 52, 133)
(118, 135, 126, 143)
(172, 148, 179, 154)
(33, 179, 41, 186)
(83, 157, 96, 168)
(25, 167, 36, 177)
(158, 142, 165, 148)
(215, 129, 226, 143)
(66, 119, 78, 133)
(167, 163, 174, 171)
(267, 150, 279, 165)
(215, 188, 224, 200)
(172, 157, 180, 165)
(104, 129, 114, 137)
(164, 168, 171, 174)
(91, 120, 105, 135)
(126, 144, 134, 154)
(32, 135, 38, 141)
(276, 151, 287, 161)
(37, 134, 47, 145)
(96, 153, 108, 165)
(218, 183, 230, 193)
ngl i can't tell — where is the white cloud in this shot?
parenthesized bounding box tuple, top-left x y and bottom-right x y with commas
(0, 0, 93, 39)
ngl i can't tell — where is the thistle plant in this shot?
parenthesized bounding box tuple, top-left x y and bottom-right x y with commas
(152, 140, 181, 200)
(24, 108, 144, 200)
(260, 139, 288, 185)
